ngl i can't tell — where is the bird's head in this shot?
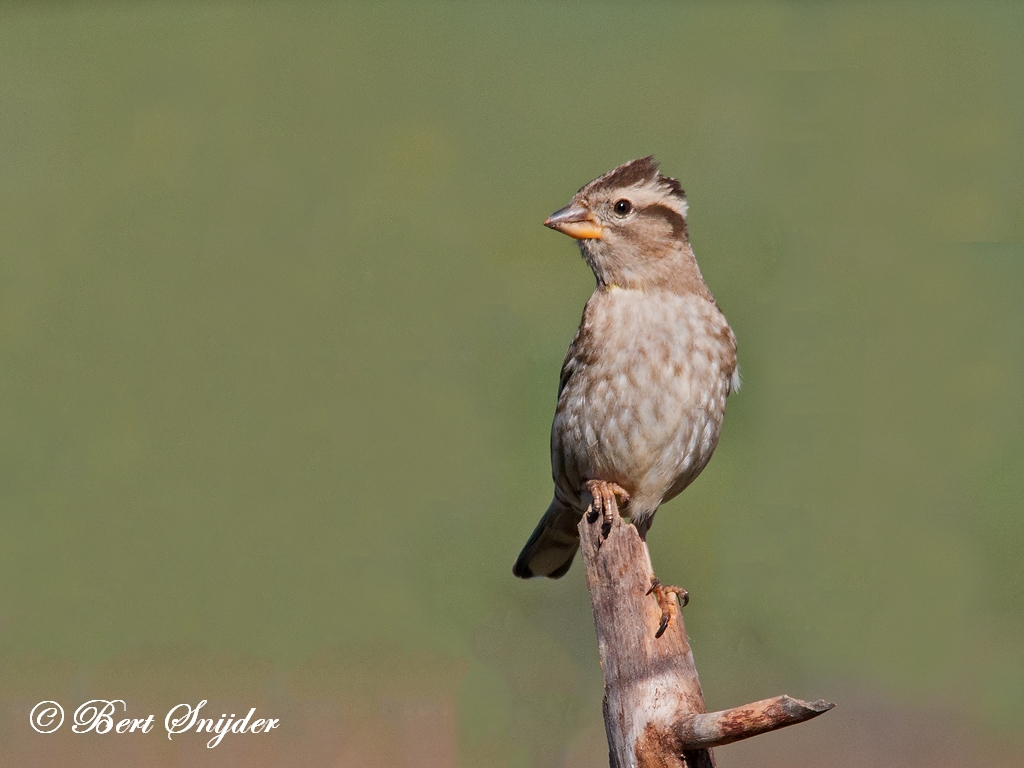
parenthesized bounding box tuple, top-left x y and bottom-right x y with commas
(544, 157, 709, 297)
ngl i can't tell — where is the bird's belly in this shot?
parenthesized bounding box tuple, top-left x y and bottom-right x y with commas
(550, 288, 734, 515)
(553, 351, 727, 513)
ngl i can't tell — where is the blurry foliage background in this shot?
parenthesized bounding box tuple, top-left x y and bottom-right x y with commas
(0, 2, 1022, 766)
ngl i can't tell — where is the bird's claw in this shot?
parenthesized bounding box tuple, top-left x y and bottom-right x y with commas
(647, 577, 689, 638)
(584, 480, 630, 537)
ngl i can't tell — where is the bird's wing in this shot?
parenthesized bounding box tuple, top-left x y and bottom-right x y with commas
(558, 296, 601, 400)
(557, 326, 584, 400)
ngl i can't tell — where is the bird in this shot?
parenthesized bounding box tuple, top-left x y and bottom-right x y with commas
(512, 157, 739, 632)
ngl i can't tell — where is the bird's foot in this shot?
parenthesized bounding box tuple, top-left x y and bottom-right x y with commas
(647, 577, 689, 638)
(584, 480, 630, 537)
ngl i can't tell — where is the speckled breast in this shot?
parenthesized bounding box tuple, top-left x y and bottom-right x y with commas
(551, 287, 734, 520)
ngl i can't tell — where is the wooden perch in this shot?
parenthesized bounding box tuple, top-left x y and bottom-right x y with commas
(579, 509, 833, 768)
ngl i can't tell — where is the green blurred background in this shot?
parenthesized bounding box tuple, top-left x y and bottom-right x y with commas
(1, 2, 1022, 766)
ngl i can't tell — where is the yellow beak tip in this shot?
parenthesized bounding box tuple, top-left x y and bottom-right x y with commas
(544, 206, 604, 240)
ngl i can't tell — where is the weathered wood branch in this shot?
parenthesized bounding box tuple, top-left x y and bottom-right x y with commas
(578, 507, 833, 768)
(661, 695, 835, 750)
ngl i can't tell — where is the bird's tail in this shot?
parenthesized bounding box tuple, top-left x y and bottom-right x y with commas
(512, 497, 581, 579)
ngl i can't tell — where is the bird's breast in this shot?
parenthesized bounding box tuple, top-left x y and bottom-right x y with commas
(552, 287, 734, 511)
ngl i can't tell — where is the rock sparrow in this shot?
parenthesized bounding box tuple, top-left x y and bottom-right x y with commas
(513, 157, 739, 609)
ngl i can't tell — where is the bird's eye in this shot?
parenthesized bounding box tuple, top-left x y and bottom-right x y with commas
(613, 199, 632, 216)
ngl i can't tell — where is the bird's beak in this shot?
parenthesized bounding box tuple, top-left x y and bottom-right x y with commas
(544, 204, 604, 240)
